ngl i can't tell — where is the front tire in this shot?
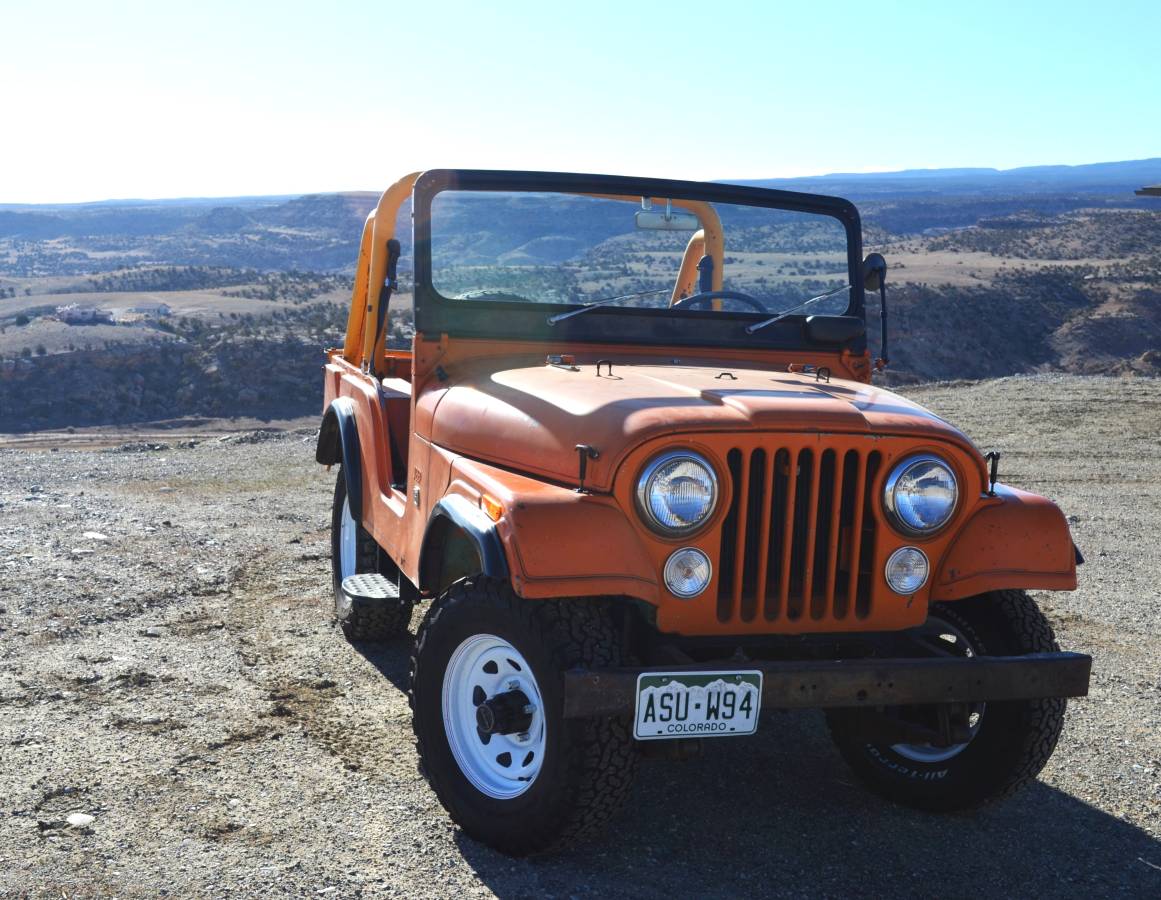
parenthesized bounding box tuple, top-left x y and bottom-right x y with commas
(409, 577, 636, 855)
(827, 590, 1066, 811)
(330, 468, 414, 641)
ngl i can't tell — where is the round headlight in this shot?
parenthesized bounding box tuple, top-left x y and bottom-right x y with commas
(664, 547, 712, 598)
(884, 454, 958, 535)
(636, 450, 718, 536)
(885, 546, 929, 594)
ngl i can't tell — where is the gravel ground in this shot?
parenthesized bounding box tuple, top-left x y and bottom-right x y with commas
(0, 374, 1158, 898)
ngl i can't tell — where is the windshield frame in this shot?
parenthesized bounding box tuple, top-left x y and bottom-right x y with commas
(412, 169, 866, 352)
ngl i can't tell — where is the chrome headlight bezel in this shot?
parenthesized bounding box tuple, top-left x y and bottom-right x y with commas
(635, 450, 719, 537)
(883, 454, 959, 537)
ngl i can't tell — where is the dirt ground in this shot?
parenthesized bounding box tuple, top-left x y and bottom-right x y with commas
(0, 374, 1158, 898)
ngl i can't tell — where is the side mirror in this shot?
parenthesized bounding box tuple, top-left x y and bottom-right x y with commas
(863, 253, 887, 291)
(862, 252, 890, 369)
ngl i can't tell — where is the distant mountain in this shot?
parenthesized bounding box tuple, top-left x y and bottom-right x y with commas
(5, 159, 1161, 215)
(1, 161, 1158, 277)
(0, 195, 298, 211)
(730, 158, 1161, 199)
(0, 192, 378, 241)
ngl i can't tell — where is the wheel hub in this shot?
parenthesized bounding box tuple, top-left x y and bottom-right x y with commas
(892, 615, 986, 763)
(442, 634, 546, 799)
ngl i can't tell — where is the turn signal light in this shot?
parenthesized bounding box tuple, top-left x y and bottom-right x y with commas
(481, 494, 504, 522)
(885, 546, 929, 595)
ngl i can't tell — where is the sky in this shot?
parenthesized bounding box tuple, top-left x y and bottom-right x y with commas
(2, 0, 1159, 203)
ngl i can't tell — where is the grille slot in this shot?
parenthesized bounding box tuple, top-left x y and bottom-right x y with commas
(717, 445, 881, 625)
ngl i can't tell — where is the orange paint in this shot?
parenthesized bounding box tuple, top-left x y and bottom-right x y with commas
(321, 175, 1077, 638)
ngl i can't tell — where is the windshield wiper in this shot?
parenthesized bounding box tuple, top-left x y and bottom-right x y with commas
(546, 288, 670, 325)
(744, 283, 851, 335)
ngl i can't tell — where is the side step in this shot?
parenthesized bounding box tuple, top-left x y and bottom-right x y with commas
(341, 573, 401, 605)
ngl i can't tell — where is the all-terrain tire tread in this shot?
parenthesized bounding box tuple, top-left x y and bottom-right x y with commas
(409, 575, 636, 855)
(984, 589, 1066, 801)
(339, 599, 414, 641)
(826, 589, 1067, 811)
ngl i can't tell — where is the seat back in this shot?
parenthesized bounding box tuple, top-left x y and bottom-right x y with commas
(379, 377, 412, 488)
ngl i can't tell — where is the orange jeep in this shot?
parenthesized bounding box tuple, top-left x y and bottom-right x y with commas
(316, 170, 1090, 855)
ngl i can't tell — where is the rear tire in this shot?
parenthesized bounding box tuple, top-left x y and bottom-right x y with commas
(330, 468, 414, 641)
(826, 590, 1066, 811)
(409, 576, 636, 855)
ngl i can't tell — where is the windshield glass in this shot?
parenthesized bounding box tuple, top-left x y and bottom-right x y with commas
(428, 190, 852, 318)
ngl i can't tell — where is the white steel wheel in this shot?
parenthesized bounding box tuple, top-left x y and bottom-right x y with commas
(441, 633, 546, 800)
(891, 615, 986, 763)
(338, 494, 357, 579)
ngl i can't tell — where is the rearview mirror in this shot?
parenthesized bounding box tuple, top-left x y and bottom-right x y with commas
(635, 198, 699, 231)
(863, 252, 887, 291)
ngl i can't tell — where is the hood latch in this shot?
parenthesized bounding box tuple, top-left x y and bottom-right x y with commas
(574, 444, 600, 493)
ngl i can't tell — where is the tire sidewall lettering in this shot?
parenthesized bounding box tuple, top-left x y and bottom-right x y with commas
(865, 743, 950, 781)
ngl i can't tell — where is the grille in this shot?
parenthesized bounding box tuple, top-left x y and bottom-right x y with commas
(717, 446, 882, 624)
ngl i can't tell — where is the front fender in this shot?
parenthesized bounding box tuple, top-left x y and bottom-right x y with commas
(418, 494, 510, 589)
(444, 456, 660, 602)
(316, 397, 363, 521)
(932, 483, 1077, 601)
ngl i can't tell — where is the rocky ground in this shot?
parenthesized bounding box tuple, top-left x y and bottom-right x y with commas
(0, 374, 1158, 898)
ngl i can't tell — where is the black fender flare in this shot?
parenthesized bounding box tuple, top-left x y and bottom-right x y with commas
(418, 495, 509, 593)
(316, 397, 363, 521)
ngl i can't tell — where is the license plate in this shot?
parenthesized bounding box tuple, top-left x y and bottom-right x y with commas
(633, 670, 763, 740)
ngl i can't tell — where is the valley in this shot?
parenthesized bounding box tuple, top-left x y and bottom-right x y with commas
(1, 161, 1159, 432)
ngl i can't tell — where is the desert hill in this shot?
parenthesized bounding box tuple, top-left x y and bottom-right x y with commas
(1, 161, 1159, 431)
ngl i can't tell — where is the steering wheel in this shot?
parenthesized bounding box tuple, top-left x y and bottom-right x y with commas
(671, 290, 767, 313)
(455, 289, 536, 303)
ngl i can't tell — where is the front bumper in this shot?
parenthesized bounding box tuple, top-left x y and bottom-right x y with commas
(562, 652, 1092, 719)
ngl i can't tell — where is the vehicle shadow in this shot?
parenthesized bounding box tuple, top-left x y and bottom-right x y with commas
(350, 635, 413, 695)
(453, 710, 1161, 899)
(349, 636, 1159, 898)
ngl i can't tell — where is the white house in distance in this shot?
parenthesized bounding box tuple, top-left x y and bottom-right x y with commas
(56, 304, 114, 324)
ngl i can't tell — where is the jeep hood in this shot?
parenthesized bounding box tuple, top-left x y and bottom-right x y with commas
(428, 363, 977, 491)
